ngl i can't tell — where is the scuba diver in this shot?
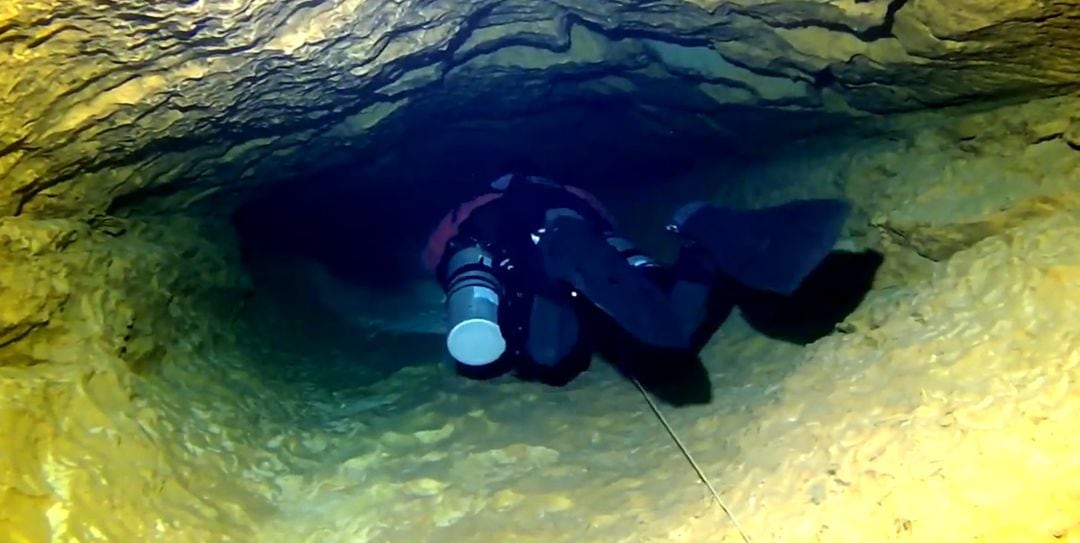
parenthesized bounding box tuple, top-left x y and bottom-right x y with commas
(421, 173, 851, 385)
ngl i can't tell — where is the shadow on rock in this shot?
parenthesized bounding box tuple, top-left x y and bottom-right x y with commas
(592, 250, 883, 406)
(737, 250, 884, 345)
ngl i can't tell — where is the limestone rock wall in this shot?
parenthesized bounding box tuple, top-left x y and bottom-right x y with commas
(170, 97, 1080, 543)
(1, 1, 1079, 541)
(2, 1, 1079, 219)
(698, 95, 1080, 289)
(0, 215, 249, 370)
(678, 190, 1080, 543)
(0, 67, 1073, 543)
(0, 216, 278, 540)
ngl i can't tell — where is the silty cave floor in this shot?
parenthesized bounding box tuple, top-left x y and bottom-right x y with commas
(137, 208, 1080, 543)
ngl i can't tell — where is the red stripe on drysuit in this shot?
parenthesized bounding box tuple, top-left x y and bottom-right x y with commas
(564, 185, 617, 227)
(421, 192, 504, 274)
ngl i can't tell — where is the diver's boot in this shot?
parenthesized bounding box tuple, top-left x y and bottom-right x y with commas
(667, 198, 852, 295)
(667, 241, 717, 343)
(524, 294, 580, 368)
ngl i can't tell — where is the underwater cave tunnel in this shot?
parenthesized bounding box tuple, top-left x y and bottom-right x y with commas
(2, 1, 1080, 542)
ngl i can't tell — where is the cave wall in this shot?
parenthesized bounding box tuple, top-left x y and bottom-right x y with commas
(677, 96, 1080, 542)
(2, 0, 1080, 540)
(25, 91, 1080, 543)
(199, 96, 1080, 542)
(3, 0, 1080, 219)
(698, 95, 1080, 287)
(0, 216, 283, 540)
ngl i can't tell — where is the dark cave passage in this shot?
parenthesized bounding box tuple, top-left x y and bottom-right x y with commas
(229, 100, 880, 390)
(231, 101, 726, 288)
(228, 109, 720, 385)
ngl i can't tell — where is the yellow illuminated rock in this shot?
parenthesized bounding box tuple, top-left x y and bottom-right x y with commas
(0, 1, 1078, 542)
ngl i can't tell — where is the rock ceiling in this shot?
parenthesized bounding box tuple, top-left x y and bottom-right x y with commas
(1, 0, 1078, 217)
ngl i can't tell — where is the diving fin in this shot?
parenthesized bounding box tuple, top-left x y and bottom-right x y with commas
(537, 209, 689, 350)
(671, 199, 852, 295)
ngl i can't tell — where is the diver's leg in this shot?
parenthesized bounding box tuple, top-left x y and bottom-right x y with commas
(603, 233, 662, 272)
(517, 294, 590, 384)
(667, 242, 716, 345)
(537, 209, 689, 351)
(668, 199, 851, 295)
(524, 294, 581, 368)
(603, 230, 714, 346)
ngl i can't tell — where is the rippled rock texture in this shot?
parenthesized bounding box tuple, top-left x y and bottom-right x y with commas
(3, 0, 1080, 218)
(2, 1, 1080, 542)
